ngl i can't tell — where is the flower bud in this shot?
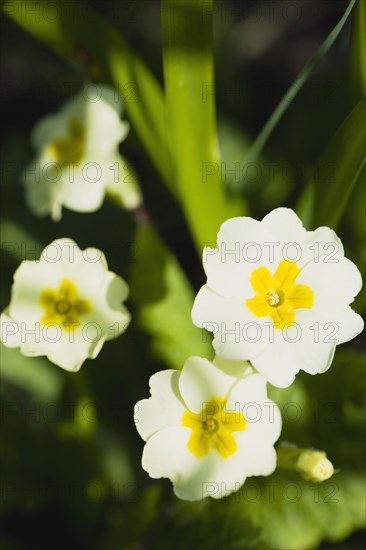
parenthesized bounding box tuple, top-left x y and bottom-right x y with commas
(296, 450, 334, 482)
(277, 443, 335, 483)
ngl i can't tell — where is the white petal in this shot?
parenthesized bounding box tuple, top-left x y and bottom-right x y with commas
(198, 448, 248, 500)
(9, 260, 60, 323)
(89, 272, 131, 341)
(134, 370, 186, 441)
(296, 256, 363, 344)
(250, 338, 299, 388)
(299, 226, 344, 268)
(0, 309, 63, 357)
(250, 318, 336, 387)
(61, 161, 106, 213)
(31, 113, 68, 151)
(45, 328, 105, 372)
(212, 355, 252, 380)
(326, 306, 364, 344)
(297, 256, 363, 307)
(297, 303, 363, 347)
(227, 372, 268, 407)
(40, 238, 109, 296)
(288, 308, 337, 375)
(192, 286, 268, 361)
(66, 247, 108, 295)
(227, 375, 282, 443)
(40, 237, 80, 266)
(178, 356, 239, 413)
(203, 216, 271, 297)
(0, 309, 22, 348)
(232, 435, 277, 477)
(198, 437, 277, 498)
(261, 207, 307, 254)
(62, 86, 128, 155)
(22, 154, 65, 220)
(105, 155, 142, 210)
(142, 426, 225, 501)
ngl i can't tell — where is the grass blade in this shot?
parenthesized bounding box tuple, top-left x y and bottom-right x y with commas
(243, 0, 357, 166)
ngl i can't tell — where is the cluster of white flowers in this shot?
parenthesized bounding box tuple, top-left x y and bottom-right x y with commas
(135, 208, 363, 500)
(2, 84, 363, 502)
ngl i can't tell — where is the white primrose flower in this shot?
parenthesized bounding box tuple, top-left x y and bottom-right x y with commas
(192, 208, 364, 388)
(134, 356, 281, 501)
(23, 84, 140, 220)
(0, 238, 130, 372)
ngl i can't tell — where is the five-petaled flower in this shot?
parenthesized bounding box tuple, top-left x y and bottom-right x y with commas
(192, 208, 364, 388)
(134, 356, 281, 501)
(23, 84, 140, 220)
(0, 238, 130, 372)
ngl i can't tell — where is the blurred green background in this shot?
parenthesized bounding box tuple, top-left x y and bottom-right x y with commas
(0, 0, 365, 548)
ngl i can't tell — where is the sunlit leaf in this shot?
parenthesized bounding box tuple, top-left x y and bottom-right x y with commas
(161, 0, 245, 249)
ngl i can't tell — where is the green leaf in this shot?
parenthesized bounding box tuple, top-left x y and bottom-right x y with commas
(343, 166, 366, 313)
(129, 226, 212, 369)
(295, 180, 315, 229)
(161, 0, 245, 250)
(312, 97, 366, 229)
(243, 0, 357, 166)
(1, 0, 172, 192)
(0, 345, 63, 403)
(158, 470, 365, 550)
(349, 0, 366, 103)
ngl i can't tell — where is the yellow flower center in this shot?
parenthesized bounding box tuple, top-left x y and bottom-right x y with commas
(47, 118, 85, 166)
(39, 278, 91, 331)
(246, 259, 314, 329)
(265, 288, 284, 307)
(181, 397, 246, 459)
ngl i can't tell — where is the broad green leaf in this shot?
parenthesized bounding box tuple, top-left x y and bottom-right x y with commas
(158, 470, 365, 550)
(243, 0, 357, 166)
(129, 226, 212, 369)
(1, 0, 172, 191)
(161, 0, 245, 250)
(312, 97, 366, 229)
